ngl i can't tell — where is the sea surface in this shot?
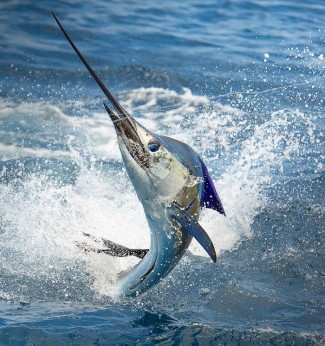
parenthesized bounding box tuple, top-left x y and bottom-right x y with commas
(0, 0, 324, 345)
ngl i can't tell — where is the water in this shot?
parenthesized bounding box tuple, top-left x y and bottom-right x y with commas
(0, 0, 324, 344)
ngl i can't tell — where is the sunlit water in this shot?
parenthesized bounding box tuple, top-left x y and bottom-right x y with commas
(0, 0, 324, 344)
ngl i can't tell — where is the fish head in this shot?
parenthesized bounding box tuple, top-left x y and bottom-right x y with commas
(107, 108, 192, 202)
(51, 12, 202, 206)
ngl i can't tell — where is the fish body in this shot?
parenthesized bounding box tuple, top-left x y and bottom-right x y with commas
(53, 13, 225, 298)
(117, 131, 204, 296)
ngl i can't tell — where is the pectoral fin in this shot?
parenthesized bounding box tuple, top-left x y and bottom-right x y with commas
(167, 203, 217, 262)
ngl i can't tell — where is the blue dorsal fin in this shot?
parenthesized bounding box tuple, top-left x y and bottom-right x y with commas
(199, 158, 226, 216)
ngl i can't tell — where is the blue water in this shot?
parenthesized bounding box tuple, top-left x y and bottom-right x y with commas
(0, 0, 324, 344)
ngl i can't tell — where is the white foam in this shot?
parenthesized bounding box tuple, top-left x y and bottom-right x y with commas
(0, 143, 69, 161)
(0, 88, 320, 299)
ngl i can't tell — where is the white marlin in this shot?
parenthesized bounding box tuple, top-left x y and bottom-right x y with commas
(53, 13, 225, 297)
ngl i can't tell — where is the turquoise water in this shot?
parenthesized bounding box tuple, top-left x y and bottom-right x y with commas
(0, 0, 324, 344)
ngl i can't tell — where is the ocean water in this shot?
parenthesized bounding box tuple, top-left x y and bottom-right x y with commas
(0, 0, 324, 344)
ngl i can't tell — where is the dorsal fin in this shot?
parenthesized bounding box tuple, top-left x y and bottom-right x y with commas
(199, 158, 225, 216)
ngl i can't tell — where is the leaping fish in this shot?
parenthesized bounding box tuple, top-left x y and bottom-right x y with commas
(52, 13, 225, 298)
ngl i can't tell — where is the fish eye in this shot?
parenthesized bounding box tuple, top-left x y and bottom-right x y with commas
(148, 140, 160, 152)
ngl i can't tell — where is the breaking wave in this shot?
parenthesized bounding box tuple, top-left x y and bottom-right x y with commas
(0, 86, 322, 304)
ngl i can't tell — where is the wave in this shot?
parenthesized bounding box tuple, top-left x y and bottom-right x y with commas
(0, 86, 323, 303)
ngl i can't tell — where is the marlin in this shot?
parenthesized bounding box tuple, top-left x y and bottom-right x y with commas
(53, 13, 225, 298)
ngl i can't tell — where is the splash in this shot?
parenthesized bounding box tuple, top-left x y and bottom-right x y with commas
(0, 87, 322, 301)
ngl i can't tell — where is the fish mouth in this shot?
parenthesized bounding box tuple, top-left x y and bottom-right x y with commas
(103, 103, 150, 169)
(52, 12, 149, 169)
